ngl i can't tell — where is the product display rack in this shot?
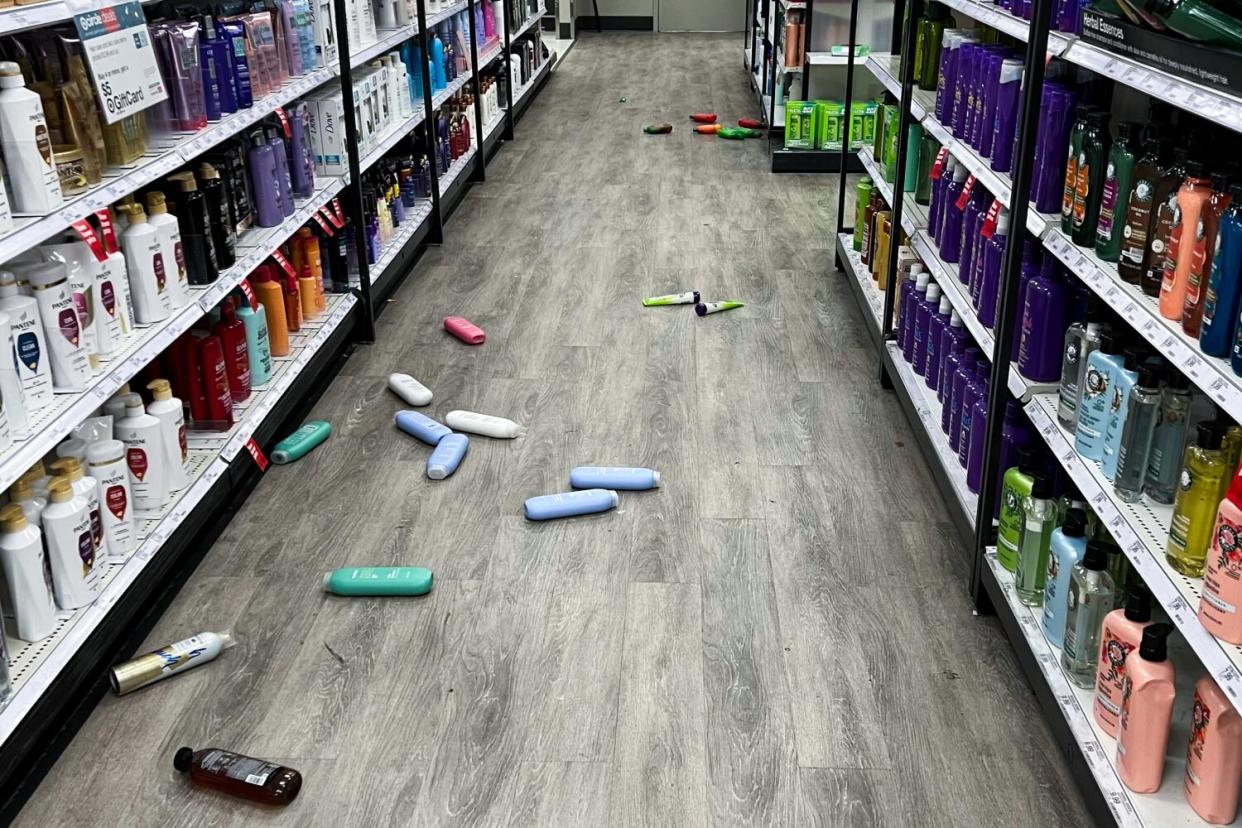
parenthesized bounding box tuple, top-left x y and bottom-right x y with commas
(0, 0, 553, 817)
(835, 0, 1242, 820)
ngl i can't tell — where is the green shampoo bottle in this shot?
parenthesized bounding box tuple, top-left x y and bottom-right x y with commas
(271, 421, 332, 464)
(323, 567, 434, 596)
(1095, 122, 1138, 262)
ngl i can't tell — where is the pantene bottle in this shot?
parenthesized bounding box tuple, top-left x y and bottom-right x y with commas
(8, 477, 44, 527)
(0, 271, 51, 411)
(1185, 676, 1242, 823)
(49, 456, 107, 562)
(145, 379, 188, 491)
(0, 61, 62, 213)
(41, 477, 99, 610)
(144, 192, 189, 308)
(119, 205, 173, 324)
(1117, 624, 1175, 793)
(114, 393, 168, 511)
(0, 310, 30, 438)
(27, 261, 91, 391)
(86, 439, 135, 559)
(0, 503, 54, 641)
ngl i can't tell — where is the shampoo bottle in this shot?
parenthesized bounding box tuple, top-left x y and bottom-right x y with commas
(174, 747, 301, 805)
(143, 192, 189, 305)
(1015, 473, 1057, 605)
(394, 410, 451, 445)
(1062, 540, 1116, 688)
(1073, 333, 1121, 461)
(145, 380, 189, 491)
(0, 503, 55, 641)
(166, 173, 219, 286)
(86, 439, 135, 559)
(27, 261, 91, 391)
(252, 265, 289, 357)
(271, 420, 331, 463)
(1041, 507, 1087, 648)
(236, 297, 273, 387)
(214, 301, 252, 401)
(1168, 421, 1228, 577)
(1185, 676, 1242, 824)
(1116, 624, 1176, 793)
(1200, 462, 1242, 643)
(115, 393, 169, 511)
(1203, 183, 1242, 358)
(119, 206, 173, 324)
(524, 489, 619, 521)
(444, 411, 524, 439)
(1056, 309, 1108, 429)
(323, 567, 433, 596)
(48, 457, 106, 563)
(41, 477, 99, 610)
(1100, 348, 1143, 480)
(1113, 363, 1163, 502)
(0, 61, 62, 213)
(1093, 585, 1153, 736)
(1145, 371, 1192, 504)
(426, 433, 468, 479)
(0, 274, 52, 410)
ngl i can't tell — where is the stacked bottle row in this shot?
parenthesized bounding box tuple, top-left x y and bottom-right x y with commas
(359, 143, 434, 266)
(0, 5, 329, 222)
(428, 11, 474, 94)
(431, 91, 475, 176)
(999, 468, 1242, 823)
(508, 31, 547, 94)
(477, 70, 504, 128)
(348, 46, 424, 159)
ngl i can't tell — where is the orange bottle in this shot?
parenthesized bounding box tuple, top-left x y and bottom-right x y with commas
(251, 265, 289, 357)
(1160, 162, 1213, 320)
(298, 263, 319, 320)
(297, 228, 325, 313)
(283, 273, 301, 333)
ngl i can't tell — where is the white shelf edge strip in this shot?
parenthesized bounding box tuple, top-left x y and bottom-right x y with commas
(0, 67, 334, 262)
(1024, 394, 1242, 714)
(887, 342, 979, 527)
(0, 179, 343, 499)
(351, 25, 419, 69)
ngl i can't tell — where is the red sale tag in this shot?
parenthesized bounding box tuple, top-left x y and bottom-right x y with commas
(94, 209, 119, 255)
(320, 205, 344, 229)
(980, 198, 1003, 240)
(331, 198, 346, 226)
(271, 248, 296, 278)
(275, 106, 292, 138)
(930, 147, 950, 181)
(240, 278, 259, 310)
(245, 437, 270, 471)
(954, 174, 977, 211)
(312, 212, 335, 236)
(71, 219, 107, 263)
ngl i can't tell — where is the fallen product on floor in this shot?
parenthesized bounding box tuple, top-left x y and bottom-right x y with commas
(716, 126, 756, 140)
(695, 124, 722, 135)
(642, 123, 673, 134)
(690, 112, 718, 123)
(427, 434, 469, 479)
(695, 301, 744, 316)
(737, 117, 762, 129)
(569, 466, 660, 490)
(174, 747, 302, 805)
(395, 411, 452, 445)
(270, 421, 332, 464)
(642, 290, 699, 306)
(524, 488, 619, 520)
(109, 631, 236, 695)
(444, 315, 486, 344)
(388, 373, 434, 406)
(444, 410, 525, 438)
(322, 566, 434, 596)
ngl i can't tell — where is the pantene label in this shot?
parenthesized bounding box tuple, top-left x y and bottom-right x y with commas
(106, 484, 128, 520)
(57, 307, 79, 346)
(127, 447, 149, 481)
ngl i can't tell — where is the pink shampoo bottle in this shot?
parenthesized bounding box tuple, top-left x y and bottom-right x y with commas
(1185, 675, 1242, 824)
(1116, 624, 1175, 793)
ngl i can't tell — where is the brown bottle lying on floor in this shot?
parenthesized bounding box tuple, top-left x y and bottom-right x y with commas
(174, 746, 302, 805)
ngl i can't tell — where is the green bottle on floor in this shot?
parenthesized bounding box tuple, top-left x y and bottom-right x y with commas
(1015, 473, 1057, 605)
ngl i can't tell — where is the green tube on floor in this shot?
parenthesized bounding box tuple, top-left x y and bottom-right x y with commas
(323, 567, 434, 596)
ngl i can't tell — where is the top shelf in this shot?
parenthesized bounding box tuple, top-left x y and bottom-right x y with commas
(937, 0, 1242, 135)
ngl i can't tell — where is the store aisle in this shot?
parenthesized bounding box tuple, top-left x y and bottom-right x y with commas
(17, 33, 1089, 827)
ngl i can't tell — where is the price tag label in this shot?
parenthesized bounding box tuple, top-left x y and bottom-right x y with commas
(930, 147, 950, 181)
(312, 212, 335, 236)
(73, 3, 168, 125)
(239, 278, 258, 311)
(245, 437, 269, 471)
(275, 106, 292, 138)
(271, 248, 296, 278)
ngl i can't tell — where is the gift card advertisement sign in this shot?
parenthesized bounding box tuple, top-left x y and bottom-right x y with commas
(73, 3, 167, 125)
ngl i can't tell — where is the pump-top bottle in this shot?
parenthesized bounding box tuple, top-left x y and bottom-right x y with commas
(1062, 540, 1116, 688)
(0, 503, 55, 641)
(0, 61, 62, 213)
(1185, 675, 1242, 824)
(41, 477, 98, 610)
(144, 192, 188, 306)
(1116, 624, 1175, 794)
(118, 206, 173, 324)
(146, 380, 189, 491)
(48, 456, 106, 563)
(114, 393, 168, 512)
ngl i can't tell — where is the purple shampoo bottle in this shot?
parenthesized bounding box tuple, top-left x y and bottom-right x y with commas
(903, 273, 930, 362)
(949, 348, 981, 442)
(978, 208, 1010, 328)
(287, 103, 314, 199)
(966, 377, 991, 486)
(913, 284, 943, 376)
(960, 186, 991, 291)
(940, 310, 969, 405)
(940, 164, 970, 263)
(1017, 255, 1070, 381)
(1010, 240, 1043, 360)
(925, 295, 953, 389)
(1032, 84, 1077, 214)
(990, 59, 1024, 173)
(954, 358, 989, 455)
(936, 32, 962, 124)
(246, 131, 281, 227)
(265, 126, 294, 217)
(994, 400, 1034, 516)
(977, 49, 1007, 157)
(952, 43, 978, 139)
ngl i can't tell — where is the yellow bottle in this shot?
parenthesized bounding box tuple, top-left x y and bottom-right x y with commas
(872, 211, 892, 289)
(1168, 422, 1229, 577)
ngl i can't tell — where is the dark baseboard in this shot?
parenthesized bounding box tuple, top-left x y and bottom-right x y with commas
(559, 21, 571, 38)
(576, 15, 653, 30)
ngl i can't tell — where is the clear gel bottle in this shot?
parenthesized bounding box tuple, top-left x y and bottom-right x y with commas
(1144, 371, 1191, 504)
(1113, 362, 1163, 503)
(1057, 307, 1108, 429)
(1062, 541, 1116, 688)
(1015, 472, 1057, 606)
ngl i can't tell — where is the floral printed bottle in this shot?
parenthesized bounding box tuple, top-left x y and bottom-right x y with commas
(1200, 464, 1242, 643)
(1185, 676, 1242, 824)
(1092, 585, 1152, 737)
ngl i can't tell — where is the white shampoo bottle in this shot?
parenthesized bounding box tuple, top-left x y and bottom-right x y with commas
(119, 206, 173, 324)
(0, 61, 62, 214)
(26, 261, 90, 391)
(48, 456, 108, 564)
(0, 503, 55, 641)
(42, 477, 100, 610)
(144, 192, 190, 309)
(87, 439, 135, 560)
(114, 393, 168, 511)
(145, 379, 189, 490)
(0, 272, 52, 411)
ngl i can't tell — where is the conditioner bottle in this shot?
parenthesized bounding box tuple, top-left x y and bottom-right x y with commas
(1116, 624, 1175, 794)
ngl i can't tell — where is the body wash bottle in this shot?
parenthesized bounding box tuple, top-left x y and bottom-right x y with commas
(1185, 675, 1242, 824)
(1093, 585, 1153, 737)
(1116, 624, 1176, 794)
(1113, 363, 1162, 502)
(1015, 473, 1057, 606)
(1042, 507, 1087, 648)
(1061, 540, 1116, 688)
(1168, 421, 1228, 577)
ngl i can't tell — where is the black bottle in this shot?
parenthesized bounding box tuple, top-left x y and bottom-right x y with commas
(196, 162, 237, 270)
(166, 171, 219, 285)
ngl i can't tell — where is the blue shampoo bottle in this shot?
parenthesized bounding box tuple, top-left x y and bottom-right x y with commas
(1074, 333, 1121, 461)
(525, 489, 619, 520)
(236, 299, 273, 386)
(1041, 508, 1088, 648)
(427, 434, 468, 479)
(569, 467, 660, 490)
(395, 411, 451, 445)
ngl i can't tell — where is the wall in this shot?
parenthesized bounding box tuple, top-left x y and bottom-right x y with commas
(578, 0, 653, 29)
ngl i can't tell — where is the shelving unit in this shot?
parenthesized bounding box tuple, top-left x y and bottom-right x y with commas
(0, 0, 555, 817)
(838, 0, 1242, 822)
(836, 232, 881, 346)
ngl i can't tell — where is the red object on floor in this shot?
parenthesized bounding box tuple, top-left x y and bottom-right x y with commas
(690, 112, 718, 123)
(444, 316, 486, 344)
(738, 117, 762, 129)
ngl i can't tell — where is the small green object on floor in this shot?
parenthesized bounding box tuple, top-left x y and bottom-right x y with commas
(717, 126, 749, 140)
(643, 123, 673, 134)
(619, 96, 627, 102)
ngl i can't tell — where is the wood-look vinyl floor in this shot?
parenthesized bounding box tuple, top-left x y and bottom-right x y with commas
(15, 32, 1090, 827)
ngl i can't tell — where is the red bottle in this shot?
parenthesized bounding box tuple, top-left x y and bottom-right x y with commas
(282, 273, 301, 332)
(173, 333, 209, 424)
(214, 300, 251, 402)
(196, 332, 234, 427)
(174, 746, 302, 805)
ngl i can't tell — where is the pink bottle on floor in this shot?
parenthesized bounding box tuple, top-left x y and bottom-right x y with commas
(444, 316, 485, 344)
(1093, 585, 1153, 737)
(1116, 624, 1175, 794)
(1185, 675, 1242, 824)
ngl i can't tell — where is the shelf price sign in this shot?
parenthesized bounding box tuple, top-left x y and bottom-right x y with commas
(73, 3, 167, 125)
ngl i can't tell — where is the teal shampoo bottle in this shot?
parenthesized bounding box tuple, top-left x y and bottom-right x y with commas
(271, 421, 331, 464)
(323, 566, 433, 596)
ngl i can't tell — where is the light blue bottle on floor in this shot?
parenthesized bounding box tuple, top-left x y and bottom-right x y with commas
(524, 489, 619, 520)
(395, 410, 451, 445)
(427, 434, 468, 479)
(569, 466, 660, 490)
(1041, 507, 1088, 648)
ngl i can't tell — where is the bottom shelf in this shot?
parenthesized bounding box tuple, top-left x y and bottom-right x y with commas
(983, 550, 1233, 828)
(836, 231, 882, 348)
(883, 341, 979, 541)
